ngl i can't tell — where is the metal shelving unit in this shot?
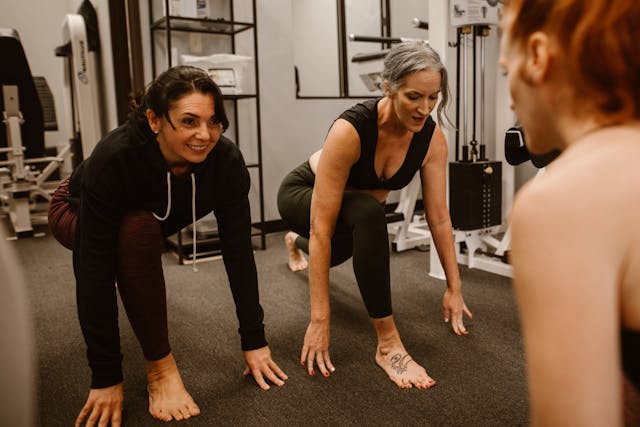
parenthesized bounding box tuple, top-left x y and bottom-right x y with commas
(149, 0, 266, 264)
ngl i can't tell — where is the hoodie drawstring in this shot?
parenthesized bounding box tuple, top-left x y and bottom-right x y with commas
(152, 171, 198, 272)
(191, 173, 198, 272)
(152, 172, 172, 221)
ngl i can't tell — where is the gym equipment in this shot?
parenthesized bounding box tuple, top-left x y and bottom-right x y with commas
(451, 126, 558, 274)
(505, 126, 560, 168)
(0, 28, 70, 237)
(349, 33, 424, 93)
(433, 126, 558, 279)
(430, 1, 511, 278)
(55, 0, 103, 167)
(450, 0, 501, 27)
(450, 161, 501, 230)
(351, 50, 389, 92)
(392, 0, 521, 279)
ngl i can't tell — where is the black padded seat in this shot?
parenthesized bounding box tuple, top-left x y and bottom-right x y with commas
(32, 76, 58, 132)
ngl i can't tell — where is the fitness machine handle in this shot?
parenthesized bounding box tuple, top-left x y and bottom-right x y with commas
(504, 126, 560, 168)
(349, 34, 402, 44)
(412, 18, 429, 30)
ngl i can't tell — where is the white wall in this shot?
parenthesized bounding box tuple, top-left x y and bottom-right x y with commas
(292, 0, 340, 96)
(257, 0, 356, 220)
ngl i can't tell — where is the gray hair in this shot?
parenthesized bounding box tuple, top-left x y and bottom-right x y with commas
(382, 41, 451, 127)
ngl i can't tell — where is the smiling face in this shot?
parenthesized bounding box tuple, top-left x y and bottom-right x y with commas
(387, 69, 441, 133)
(147, 91, 222, 172)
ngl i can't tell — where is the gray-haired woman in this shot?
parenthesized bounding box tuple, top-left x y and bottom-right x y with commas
(277, 41, 472, 388)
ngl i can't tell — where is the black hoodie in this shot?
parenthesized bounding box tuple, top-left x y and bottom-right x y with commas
(67, 119, 266, 388)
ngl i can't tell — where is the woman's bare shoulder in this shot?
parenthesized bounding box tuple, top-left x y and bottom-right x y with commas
(511, 127, 640, 307)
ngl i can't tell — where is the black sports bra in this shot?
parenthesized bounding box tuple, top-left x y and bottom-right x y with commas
(622, 327, 640, 390)
(338, 98, 436, 191)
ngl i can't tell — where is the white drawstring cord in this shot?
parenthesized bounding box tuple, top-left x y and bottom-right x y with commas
(191, 173, 198, 272)
(152, 171, 198, 272)
(153, 172, 172, 221)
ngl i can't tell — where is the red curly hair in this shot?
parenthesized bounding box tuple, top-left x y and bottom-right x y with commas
(504, 0, 640, 124)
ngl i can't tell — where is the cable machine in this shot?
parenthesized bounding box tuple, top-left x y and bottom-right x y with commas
(431, 0, 512, 278)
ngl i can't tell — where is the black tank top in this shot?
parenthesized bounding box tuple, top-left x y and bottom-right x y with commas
(338, 98, 436, 191)
(622, 328, 640, 389)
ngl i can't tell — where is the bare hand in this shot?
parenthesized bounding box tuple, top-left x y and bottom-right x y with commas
(300, 319, 335, 377)
(442, 288, 473, 335)
(75, 383, 123, 427)
(242, 346, 288, 390)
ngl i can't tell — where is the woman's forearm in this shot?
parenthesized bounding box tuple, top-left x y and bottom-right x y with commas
(429, 218, 462, 291)
(308, 233, 332, 320)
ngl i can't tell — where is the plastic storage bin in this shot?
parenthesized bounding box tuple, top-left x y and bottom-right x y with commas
(181, 53, 253, 95)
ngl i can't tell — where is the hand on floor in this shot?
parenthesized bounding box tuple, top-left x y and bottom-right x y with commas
(443, 288, 473, 335)
(243, 346, 288, 390)
(75, 383, 123, 427)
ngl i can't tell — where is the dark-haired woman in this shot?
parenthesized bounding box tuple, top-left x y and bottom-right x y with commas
(48, 66, 287, 426)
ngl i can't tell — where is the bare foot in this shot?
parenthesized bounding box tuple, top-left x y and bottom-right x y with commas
(147, 353, 201, 422)
(375, 344, 436, 389)
(285, 231, 308, 272)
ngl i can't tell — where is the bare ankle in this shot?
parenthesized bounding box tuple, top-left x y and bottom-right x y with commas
(146, 352, 200, 421)
(372, 316, 402, 347)
(147, 353, 178, 378)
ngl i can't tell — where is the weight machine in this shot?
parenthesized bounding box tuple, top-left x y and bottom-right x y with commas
(439, 0, 509, 278)
(0, 29, 68, 237)
(0, 0, 103, 238)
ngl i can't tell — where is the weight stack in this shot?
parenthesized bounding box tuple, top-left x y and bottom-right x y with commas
(449, 161, 502, 230)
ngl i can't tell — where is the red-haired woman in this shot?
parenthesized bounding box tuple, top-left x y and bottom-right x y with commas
(499, 0, 640, 425)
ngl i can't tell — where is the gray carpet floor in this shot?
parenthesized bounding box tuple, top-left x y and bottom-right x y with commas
(11, 230, 528, 426)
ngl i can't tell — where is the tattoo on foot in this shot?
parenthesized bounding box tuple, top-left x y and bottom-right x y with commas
(390, 353, 411, 375)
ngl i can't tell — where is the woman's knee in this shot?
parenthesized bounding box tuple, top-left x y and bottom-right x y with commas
(48, 177, 76, 250)
(276, 182, 293, 220)
(277, 185, 312, 236)
(345, 194, 386, 229)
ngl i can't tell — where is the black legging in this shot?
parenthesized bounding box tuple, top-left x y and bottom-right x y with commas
(48, 177, 171, 362)
(277, 161, 392, 318)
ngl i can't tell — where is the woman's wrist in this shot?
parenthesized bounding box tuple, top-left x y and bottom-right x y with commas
(446, 280, 462, 292)
(310, 307, 330, 322)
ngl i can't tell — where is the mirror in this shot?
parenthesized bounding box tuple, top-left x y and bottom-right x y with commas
(293, 0, 429, 98)
(344, 0, 387, 97)
(292, 0, 340, 97)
